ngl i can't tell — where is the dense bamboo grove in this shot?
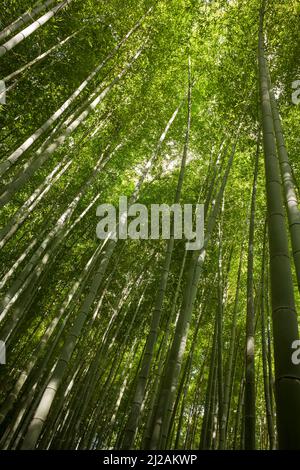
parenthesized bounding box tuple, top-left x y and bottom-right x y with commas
(0, 0, 300, 450)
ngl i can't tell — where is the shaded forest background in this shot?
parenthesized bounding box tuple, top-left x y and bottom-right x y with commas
(0, 0, 300, 450)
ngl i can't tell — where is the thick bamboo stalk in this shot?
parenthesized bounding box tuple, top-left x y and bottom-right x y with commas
(258, 0, 300, 449)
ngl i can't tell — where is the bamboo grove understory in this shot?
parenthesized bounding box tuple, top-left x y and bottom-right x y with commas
(0, 0, 300, 450)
